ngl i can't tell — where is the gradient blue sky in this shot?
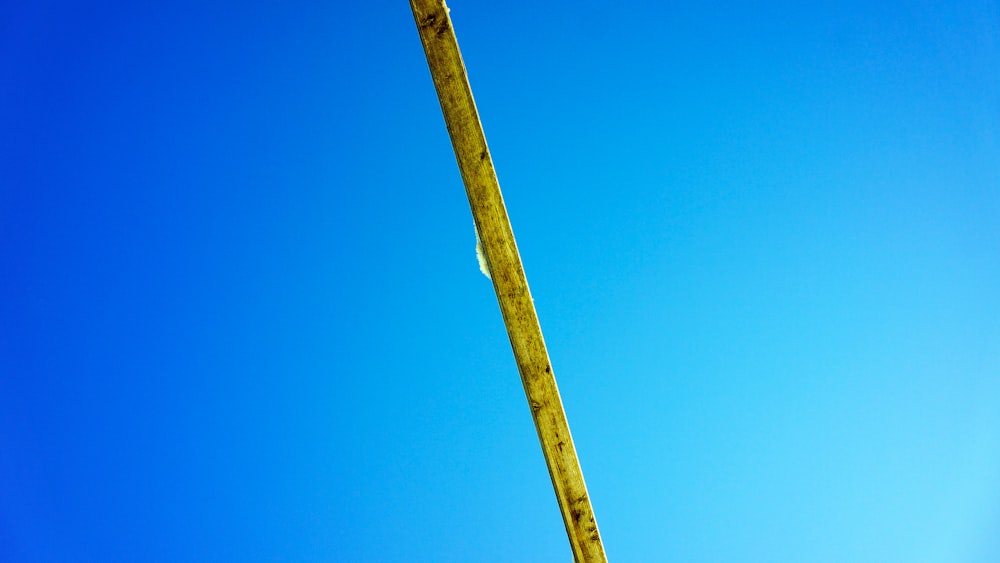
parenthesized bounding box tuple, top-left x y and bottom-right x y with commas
(3, 1, 1000, 561)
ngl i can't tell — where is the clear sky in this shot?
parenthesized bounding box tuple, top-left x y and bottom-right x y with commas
(2, 0, 999, 561)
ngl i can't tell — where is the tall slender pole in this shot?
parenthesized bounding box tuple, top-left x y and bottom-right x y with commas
(409, 2, 607, 561)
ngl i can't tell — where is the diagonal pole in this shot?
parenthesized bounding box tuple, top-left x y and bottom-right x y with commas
(408, 1, 608, 561)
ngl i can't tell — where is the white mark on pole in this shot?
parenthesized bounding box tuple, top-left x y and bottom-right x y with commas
(475, 226, 492, 280)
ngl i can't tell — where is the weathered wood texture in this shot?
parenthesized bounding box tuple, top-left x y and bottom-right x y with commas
(408, 1, 607, 561)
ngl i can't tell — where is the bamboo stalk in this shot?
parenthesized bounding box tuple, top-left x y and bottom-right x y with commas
(408, 1, 607, 561)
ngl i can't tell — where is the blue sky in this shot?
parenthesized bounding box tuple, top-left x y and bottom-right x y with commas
(2, 0, 999, 561)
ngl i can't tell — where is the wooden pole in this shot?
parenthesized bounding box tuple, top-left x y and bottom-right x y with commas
(409, 1, 607, 561)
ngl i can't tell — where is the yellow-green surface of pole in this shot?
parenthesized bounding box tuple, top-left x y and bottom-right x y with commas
(409, 1, 607, 561)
